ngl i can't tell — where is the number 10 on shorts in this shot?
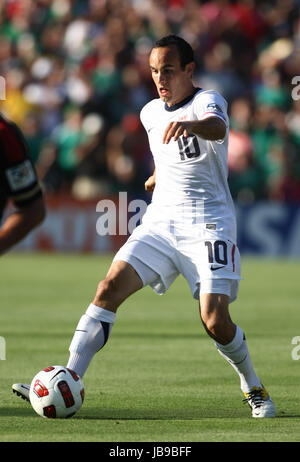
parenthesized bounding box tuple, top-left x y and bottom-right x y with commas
(205, 240, 236, 271)
(205, 240, 228, 265)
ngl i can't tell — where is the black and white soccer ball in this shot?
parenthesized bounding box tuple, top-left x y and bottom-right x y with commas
(29, 365, 84, 418)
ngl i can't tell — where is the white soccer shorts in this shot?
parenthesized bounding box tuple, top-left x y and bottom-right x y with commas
(113, 223, 241, 302)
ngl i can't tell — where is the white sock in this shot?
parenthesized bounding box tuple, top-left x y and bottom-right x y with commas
(67, 303, 116, 378)
(215, 325, 261, 393)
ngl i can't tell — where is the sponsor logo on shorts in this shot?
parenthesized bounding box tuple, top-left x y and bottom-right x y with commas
(210, 265, 226, 271)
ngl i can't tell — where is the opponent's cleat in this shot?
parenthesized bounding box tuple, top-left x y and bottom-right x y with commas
(243, 385, 276, 418)
(12, 383, 30, 402)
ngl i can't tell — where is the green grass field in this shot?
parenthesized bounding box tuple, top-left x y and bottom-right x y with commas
(1, 252, 300, 442)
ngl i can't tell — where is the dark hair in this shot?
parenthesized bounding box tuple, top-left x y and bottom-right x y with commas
(153, 35, 194, 69)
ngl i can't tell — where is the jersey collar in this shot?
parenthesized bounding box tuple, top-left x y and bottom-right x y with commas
(164, 88, 201, 112)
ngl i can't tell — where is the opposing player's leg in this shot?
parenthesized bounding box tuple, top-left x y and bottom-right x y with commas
(199, 288, 276, 418)
(66, 260, 143, 378)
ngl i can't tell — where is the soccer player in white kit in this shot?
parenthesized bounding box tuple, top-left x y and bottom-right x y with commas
(13, 35, 275, 418)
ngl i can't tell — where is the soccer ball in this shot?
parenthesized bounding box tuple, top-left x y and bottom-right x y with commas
(29, 365, 84, 419)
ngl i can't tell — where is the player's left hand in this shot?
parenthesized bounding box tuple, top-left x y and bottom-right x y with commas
(163, 121, 191, 144)
(145, 174, 156, 192)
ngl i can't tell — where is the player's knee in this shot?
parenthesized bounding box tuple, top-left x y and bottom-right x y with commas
(202, 315, 221, 338)
(200, 294, 232, 338)
(94, 277, 117, 306)
(201, 311, 231, 339)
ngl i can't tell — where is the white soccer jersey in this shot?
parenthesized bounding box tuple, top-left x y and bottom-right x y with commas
(140, 88, 237, 242)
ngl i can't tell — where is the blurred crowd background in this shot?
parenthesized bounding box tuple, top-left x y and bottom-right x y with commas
(1, 0, 300, 204)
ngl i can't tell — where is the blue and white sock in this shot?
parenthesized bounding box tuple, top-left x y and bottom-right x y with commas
(215, 325, 262, 393)
(67, 303, 116, 378)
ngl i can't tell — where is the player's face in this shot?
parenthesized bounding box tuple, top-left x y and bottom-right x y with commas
(149, 46, 195, 106)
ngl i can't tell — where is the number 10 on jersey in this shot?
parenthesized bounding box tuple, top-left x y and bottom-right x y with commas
(178, 135, 200, 160)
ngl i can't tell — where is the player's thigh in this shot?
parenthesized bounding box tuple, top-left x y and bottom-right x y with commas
(93, 260, 143, 310)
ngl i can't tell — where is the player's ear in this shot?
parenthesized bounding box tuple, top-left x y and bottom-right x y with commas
(185, 61, 195, 78)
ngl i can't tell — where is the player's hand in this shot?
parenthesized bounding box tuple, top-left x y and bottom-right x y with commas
(163, 121, 191, 144)
(144, 175, 156, 192)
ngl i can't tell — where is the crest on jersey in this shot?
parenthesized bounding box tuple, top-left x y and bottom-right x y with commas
(5, 160, 36, 191)
(206, 103, 223, 113)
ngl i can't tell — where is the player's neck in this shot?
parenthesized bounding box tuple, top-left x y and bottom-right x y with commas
(164, 87, 200, 112)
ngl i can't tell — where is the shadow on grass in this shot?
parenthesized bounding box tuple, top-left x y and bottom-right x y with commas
(0, 405, 245, 420)
(1, 406, 298, 420)
(75, 407, 300, 421)
(76, 408, 251, 420)
(0, 407, 35, 418)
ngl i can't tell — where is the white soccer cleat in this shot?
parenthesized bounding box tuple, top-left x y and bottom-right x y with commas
(12, 383, 30, 402)
(243, 385, 276, 418)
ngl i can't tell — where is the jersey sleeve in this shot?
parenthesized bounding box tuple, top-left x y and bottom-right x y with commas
(0, 117, 43, 208)
(140, 102, 151, 133)
(193, 90, 229, 128)
(4, 159, 42, 207)
(140, 99, 162, 134)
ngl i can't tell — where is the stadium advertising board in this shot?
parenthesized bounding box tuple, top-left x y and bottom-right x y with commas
(12, 195, 300, 257)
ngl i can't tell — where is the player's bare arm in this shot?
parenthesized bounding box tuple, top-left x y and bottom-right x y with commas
(163, 117, 226, 144)
(0, 197, 46, 255)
